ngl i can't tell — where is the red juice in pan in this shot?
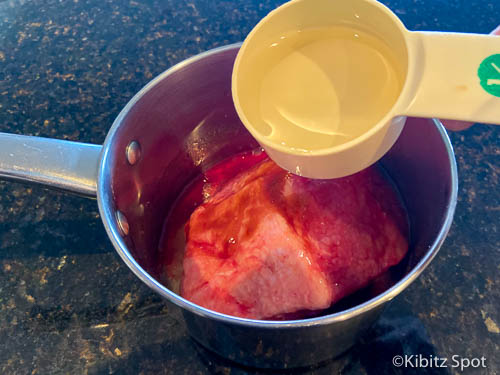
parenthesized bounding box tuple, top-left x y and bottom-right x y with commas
(158, 149, 409, 320)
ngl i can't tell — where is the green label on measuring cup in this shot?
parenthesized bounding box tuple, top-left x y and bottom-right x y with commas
(478, 54, 500, 97)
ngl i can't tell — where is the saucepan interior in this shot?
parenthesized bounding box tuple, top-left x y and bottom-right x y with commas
(96, 44, 457, 368)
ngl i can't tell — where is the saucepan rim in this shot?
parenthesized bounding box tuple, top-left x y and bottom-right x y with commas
(96, 43, 458, 329)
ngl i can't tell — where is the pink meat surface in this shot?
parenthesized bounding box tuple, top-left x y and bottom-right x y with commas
(181, 155, 408, 320)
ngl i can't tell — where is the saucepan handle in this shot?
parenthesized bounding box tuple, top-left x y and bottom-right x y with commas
(0, 132, 102, 198)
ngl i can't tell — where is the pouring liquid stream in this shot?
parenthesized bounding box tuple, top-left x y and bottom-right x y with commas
(247, 25, 404, 152)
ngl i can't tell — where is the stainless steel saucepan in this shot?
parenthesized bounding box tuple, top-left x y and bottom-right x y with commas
(0, 44, 457, 368)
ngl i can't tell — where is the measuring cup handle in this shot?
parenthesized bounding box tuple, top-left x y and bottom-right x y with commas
(0, 132, 101, 197)
(402, 31, 500, 125)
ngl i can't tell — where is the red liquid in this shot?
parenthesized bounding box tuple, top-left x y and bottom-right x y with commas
(158, 150, 409, 320)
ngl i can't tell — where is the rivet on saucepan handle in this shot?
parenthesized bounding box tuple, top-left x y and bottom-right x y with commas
(126, 141, 141, 165)
(115, 210, 129, 236)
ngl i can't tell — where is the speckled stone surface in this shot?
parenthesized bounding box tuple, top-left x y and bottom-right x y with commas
(0, 0, 498, 374)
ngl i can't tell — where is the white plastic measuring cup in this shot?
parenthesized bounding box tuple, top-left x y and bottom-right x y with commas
(232, 0, 500, 179)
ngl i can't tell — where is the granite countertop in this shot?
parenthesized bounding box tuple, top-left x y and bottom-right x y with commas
(0, 0, 498, 374)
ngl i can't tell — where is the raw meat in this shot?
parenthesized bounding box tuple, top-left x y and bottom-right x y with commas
(179, 152, 408, 320)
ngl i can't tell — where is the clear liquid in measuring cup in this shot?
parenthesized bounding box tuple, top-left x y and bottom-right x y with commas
(244, 25, 404, 152)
